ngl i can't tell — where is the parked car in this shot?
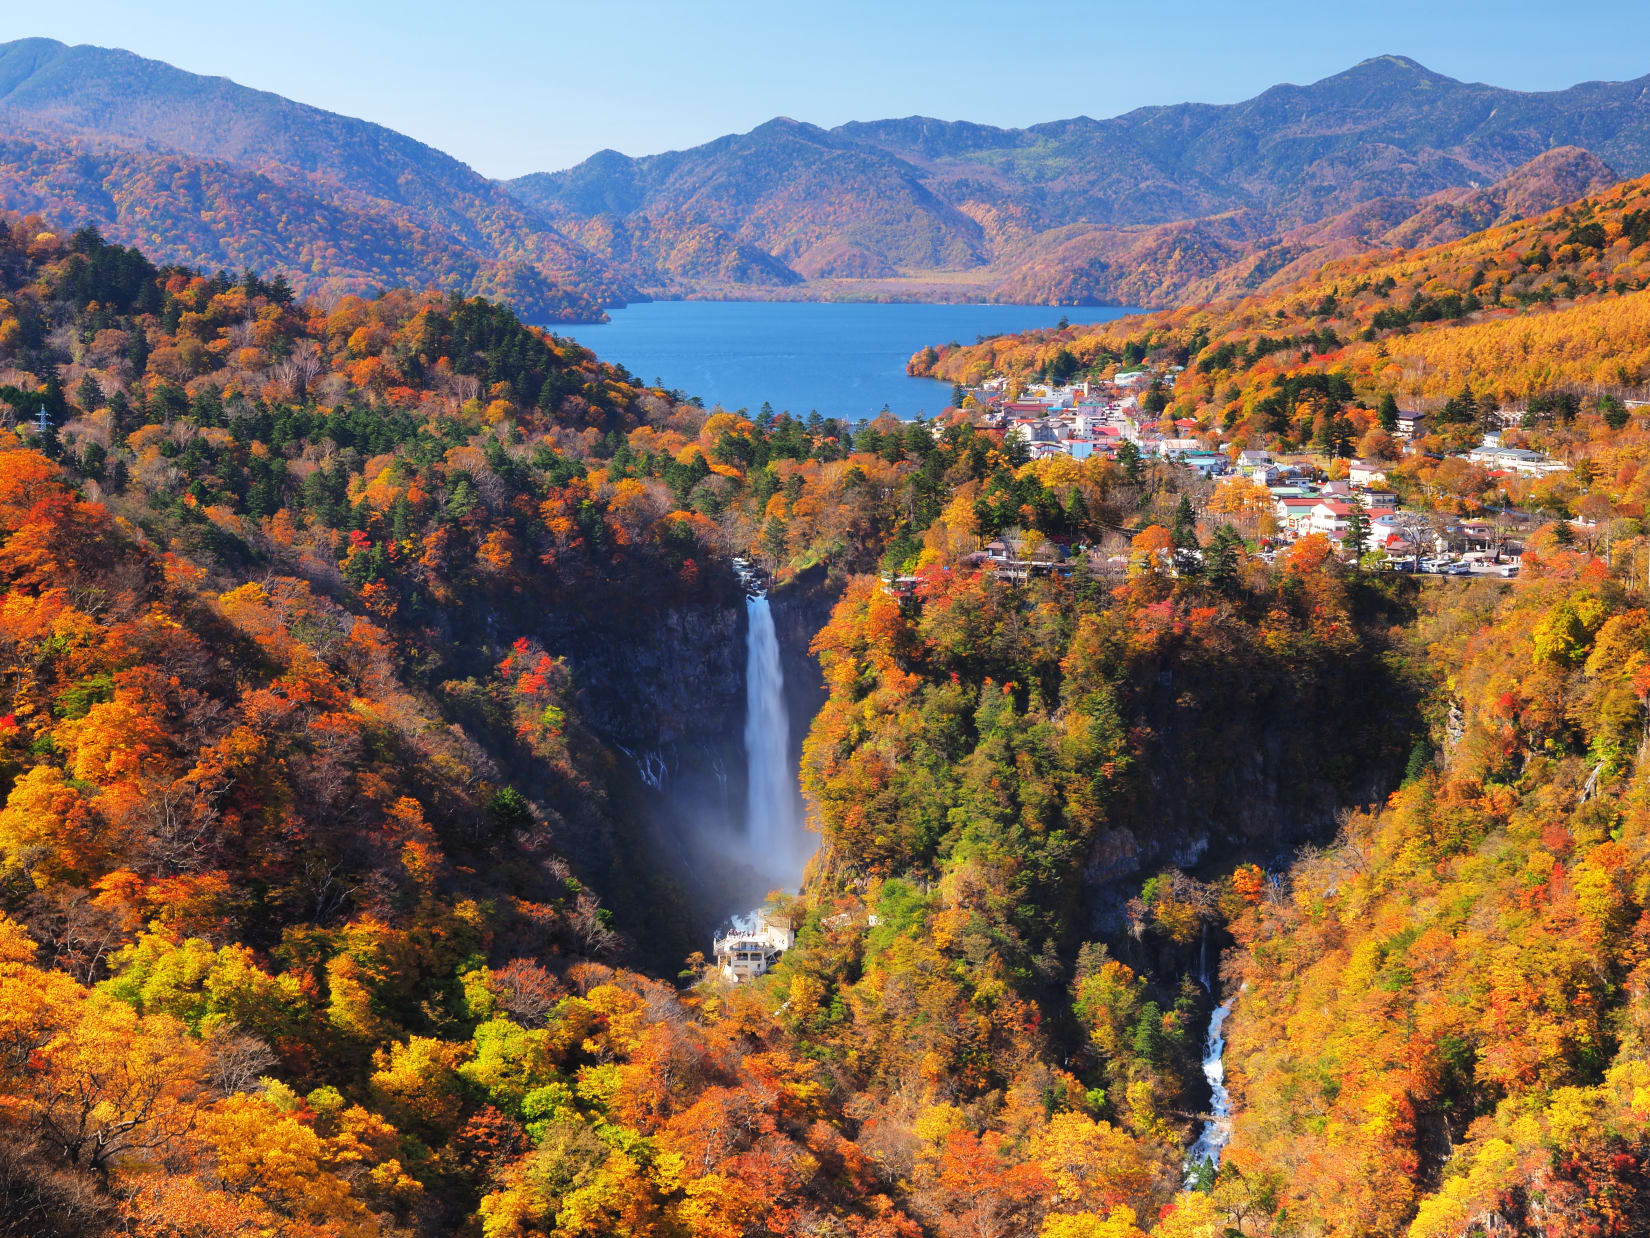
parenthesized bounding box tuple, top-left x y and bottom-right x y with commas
(1446, 561, 1472, 575)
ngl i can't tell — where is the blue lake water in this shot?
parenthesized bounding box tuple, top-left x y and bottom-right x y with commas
(559, 300, 1139, 421)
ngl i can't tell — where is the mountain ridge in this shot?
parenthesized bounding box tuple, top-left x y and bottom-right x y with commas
(0, 37, 628, 320)
(0, 39, 1647, 316)
(509, 55, 1650, 304)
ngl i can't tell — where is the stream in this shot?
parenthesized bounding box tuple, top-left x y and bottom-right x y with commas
(1183, 997, 1235, 1185)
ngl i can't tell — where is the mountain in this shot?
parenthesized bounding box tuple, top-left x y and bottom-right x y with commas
(1010, 144, 1623, 308)
(0, 37, 626, 320)
(917, 154, 1650, 428)
(509, 56, 1650, 304)
(0, 42, 1640, 317)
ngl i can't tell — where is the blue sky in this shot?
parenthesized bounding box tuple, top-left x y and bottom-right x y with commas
(7, 1, 1649, 178)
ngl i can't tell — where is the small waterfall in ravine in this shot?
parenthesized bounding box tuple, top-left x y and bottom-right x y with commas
(1184, 995, 1236, 1186)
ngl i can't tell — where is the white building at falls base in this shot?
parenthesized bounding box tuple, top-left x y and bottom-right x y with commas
(713, 912, 795, 982)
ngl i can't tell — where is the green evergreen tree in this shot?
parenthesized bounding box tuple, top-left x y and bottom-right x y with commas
(1171, 496, 1198, 549)
(1116, 441, 1144, 485)
(1143, 379, 1169, 416)
(445, 475, 479, 520)
(1377, 392, 1399, 433)
(1206, 525, 1242, 592)
(1344, 497, 1371, 563)
(1600, 394, 1630, 431)
(761, 514, 789, 564)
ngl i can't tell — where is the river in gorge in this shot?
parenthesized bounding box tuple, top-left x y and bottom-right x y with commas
(1185, 997, 1236, 1185)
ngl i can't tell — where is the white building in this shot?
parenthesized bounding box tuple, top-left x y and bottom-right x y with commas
(1348, 460, 1388, 486)
(1462, 444, 1569, 476)
(713, 913, 796, 982)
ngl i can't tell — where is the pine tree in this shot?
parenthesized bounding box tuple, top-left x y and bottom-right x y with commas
(1171, 496, 1198, 549)
(1377, 392, 1399, 433)
(1206, 525, 1242, 591)
(75, 375, 102, 414)
(1117, 441, 1144, 485)
(762, 515, 789, 564)
(1344, 497, 1371, 563)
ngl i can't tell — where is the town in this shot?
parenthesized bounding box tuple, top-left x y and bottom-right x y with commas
(942, 365, 1586, 577)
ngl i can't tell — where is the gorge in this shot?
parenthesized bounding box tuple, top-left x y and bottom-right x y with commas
(9, 31, 1650, 1230)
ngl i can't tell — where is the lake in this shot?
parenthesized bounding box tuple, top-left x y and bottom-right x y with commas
(559, 300, 1139, 421)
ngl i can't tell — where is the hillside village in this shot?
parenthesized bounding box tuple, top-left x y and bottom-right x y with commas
(954, 366, 1579, 576)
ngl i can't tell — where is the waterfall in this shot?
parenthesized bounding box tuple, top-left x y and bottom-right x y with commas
(1184, 997, 1236, 1186)
(743, 590, 804, 873)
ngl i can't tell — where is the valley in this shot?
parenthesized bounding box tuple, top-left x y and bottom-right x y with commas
(3, 21, 1650, 1238)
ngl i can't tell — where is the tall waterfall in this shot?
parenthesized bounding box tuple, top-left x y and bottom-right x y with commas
(743, 591, 804, 872)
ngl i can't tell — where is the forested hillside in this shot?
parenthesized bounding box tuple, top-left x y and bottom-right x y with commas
(1224, 537, 1650, 1235)
(0, 38, 625, 321)
(0, 205, 1439, 1236)
(918, 166, 1650, 459)
(11, 143, 1650, 1237)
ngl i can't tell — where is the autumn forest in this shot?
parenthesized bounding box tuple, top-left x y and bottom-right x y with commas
(7, 26, 1650, 1238)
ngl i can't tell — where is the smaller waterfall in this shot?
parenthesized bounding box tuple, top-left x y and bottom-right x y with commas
(1184, 997, 1235, 1186)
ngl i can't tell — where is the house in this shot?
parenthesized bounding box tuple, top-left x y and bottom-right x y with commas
(1276, 496, 1322, 533)
(1113, 368, 1151, 388)
(1347, 459, 1388, 486)
(1311, 501, 1397, 541)
(1370, 512, 1406, 550)
(1395, 411, 1427, 440)
(1008, 419, 1058, 445)
(713, 913, 795, 982)
(1355, 487, 1399, 509)
(1180, 451, 1229, 478)
(1462, 444, 1569, 476)
(1152, 438, 1203, 457)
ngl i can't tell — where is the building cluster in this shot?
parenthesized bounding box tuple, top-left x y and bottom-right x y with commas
(977, 376, 1225, 476)
(957, 369, 1561, 565)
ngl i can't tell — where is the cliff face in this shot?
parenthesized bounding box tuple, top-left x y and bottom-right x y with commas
(1079, 636, 1413, 936)
(541, 567, 846, 948)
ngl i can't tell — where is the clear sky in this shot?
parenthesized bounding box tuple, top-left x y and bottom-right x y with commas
(7, 1, 1650, 179)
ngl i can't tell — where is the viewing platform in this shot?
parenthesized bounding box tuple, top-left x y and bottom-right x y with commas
(713, 911, 795, 982)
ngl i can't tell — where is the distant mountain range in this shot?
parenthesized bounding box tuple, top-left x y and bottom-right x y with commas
(0, 41, 1647, 315)
(510, 55, 1650, 305)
